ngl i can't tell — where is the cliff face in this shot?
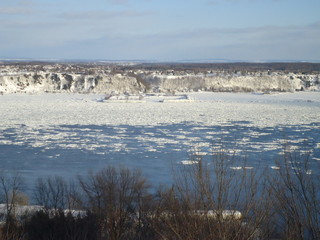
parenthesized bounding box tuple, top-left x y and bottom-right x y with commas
(0, 73, 145, 94)
(0, 63, 319, 94)
(146, 74, 304, 93)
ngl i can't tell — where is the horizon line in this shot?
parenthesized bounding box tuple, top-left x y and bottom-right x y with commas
(1, 58, 320, 64)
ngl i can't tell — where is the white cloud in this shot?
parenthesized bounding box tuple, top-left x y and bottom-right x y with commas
(105, 0, 130, 5)
(0, 6, 34, 14)
(206, 0, 284, 5)
(98, 22, 320, 61)
(0, 2, 319, 62)
(0, 0, 37, 14)
(58, 10, 154, 21)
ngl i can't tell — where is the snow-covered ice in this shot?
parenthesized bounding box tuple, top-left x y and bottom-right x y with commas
(0, 92, 319, 192)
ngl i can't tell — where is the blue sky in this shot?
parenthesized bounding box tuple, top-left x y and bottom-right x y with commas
(1, 0, 319, 61)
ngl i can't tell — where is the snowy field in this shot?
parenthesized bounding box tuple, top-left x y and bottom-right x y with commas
(0, 92, 320, 192)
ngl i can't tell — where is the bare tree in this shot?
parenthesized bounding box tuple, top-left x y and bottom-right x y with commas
(151, 147, 272, 240)
(269, 146, 320, 240)
(78, 166, 151, 240)
(34, 176, 68, 211)
(0, 171, 24, 240)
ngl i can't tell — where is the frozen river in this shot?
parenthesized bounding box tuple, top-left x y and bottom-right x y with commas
(0, 92, 320, 192)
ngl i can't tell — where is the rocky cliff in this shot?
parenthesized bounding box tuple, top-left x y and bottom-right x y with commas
(0, 63, 319, 94)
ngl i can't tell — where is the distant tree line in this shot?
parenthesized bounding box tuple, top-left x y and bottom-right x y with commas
(0, 146, 319, 240)
(2, 62, 320, 75)
(129, 62, 320, 74)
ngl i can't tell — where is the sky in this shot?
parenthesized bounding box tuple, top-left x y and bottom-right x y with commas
(0, 0, 320, 62)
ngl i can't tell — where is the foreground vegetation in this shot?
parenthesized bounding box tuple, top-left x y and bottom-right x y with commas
(0, 147, 319, 240)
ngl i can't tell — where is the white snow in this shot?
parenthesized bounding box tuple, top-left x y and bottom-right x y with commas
(0, 204, 86, 219)
(180, 160, 199, 165)
(270, 166, 281, 170)
(1, 91, 318, 128)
